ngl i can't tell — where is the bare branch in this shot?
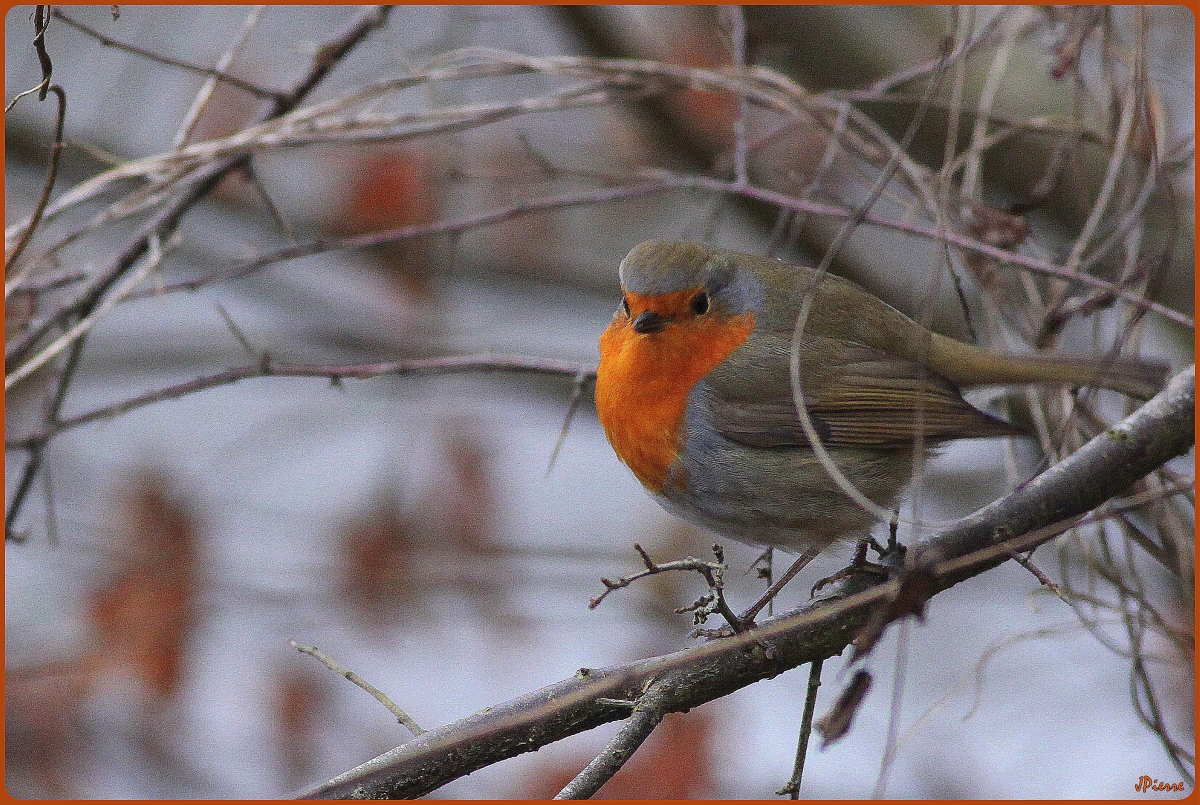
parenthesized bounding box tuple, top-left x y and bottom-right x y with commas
(3, 84, 65, 276)
(5, 335, 89, 542)
(6, 267, 88, 295)
(5, 5, 393, 534)
(32, 5, 52, 98)
(777, 657, 824, 798)
(290, 641, 424, 738)
(137, 180, 693, 298)
(299, 367, 1194, 799)
(1007, 549, 1069, 604)
(114, 173, 1193, 331)
(545, 369, 591, 478)
(173, 5, 268, 147)
(553, 677, 670, 800)
(725, 5, 749, 187)
(709, 177, 1193, 328)
(51, 8, 284, 100)
(7, 231, 178, 390)
(589, 543, 742, 631)
(736, 546, 821, 626)
(5, 5, 394, 371)
(6, 355, 596, 450)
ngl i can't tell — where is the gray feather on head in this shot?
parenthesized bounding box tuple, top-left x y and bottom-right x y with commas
(619, 241, 763, 317)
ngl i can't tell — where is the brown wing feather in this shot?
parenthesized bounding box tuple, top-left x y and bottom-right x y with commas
(704, 351, 1022, 449)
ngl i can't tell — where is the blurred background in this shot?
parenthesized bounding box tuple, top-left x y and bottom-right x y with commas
(5, 5, 1194, 798)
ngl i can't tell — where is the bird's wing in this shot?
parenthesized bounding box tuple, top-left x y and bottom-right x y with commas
(701, 342, 1021, 448)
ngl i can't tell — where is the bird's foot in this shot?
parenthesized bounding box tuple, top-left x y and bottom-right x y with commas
(812, 535, 905, 595)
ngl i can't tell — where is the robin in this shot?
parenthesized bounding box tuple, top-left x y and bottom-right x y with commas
(595, 240, 1165, 568)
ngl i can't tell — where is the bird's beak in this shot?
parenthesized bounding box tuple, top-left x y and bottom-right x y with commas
(632, 310, 672, 334)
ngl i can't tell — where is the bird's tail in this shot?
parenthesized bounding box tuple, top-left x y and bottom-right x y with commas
(928, 336, 1170, 400)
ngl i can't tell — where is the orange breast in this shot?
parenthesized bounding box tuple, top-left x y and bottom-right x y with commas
(595, 293, 754, 492)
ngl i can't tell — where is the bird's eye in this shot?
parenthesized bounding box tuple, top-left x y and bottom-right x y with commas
(691, 291, 709, 315)
(621, 296, 630, 316)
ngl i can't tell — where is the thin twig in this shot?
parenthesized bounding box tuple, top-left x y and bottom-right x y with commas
(22, 162, 202, 264)
(7, 232, 177, 390)
(5, 82, 49, 113)
(871, 620, 910, 798)
(243, 166, 300, 244)
(109, 173, 1194, 330)
(173, 4, 267, 148)
(52, 8, 283, 100)
(864, 7, 1010, 95)
(1063, 81, 1141, 278)
(143, 180, 693, 299)
(937, 8, 980, 347)
(1008, 549, 1069, 604)
(13, 73, 638, 234)
(778, 100, 852, 251)
(5, 6, 396, 533)
(960, 7, 1030, 200)
(553, 678, 670, 799)
(32, 5, 52, 98)
(786, 33, 959, 531)
(1039, 79, 1143, 346)
(710, 176, 1191, 327)
(777, 657, 824, 798)
(4, 85, 66, 276)
(5, 334, 88, 541)
(726, 5, 749, 187)
(590, 543, 741, 631)
(290, 641, 424, 737)
(7, 268, 89, 295)
(3, 48, 837, 246)
(6, 6, 394, 370)
(2, 43, 1191, 336)
(545, 369, 591, 478)
(41, 465, 59, 547)
(6, 354, 596, 450)
(213, 302, 259, 360)
(737, 546, 820, 625)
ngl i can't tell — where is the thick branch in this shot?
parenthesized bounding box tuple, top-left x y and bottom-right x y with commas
(301, 367, 1193, 800)
(912, 365, 1195, 583)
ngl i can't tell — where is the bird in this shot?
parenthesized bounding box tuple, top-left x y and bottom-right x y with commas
(595, 240, 1166, 569)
